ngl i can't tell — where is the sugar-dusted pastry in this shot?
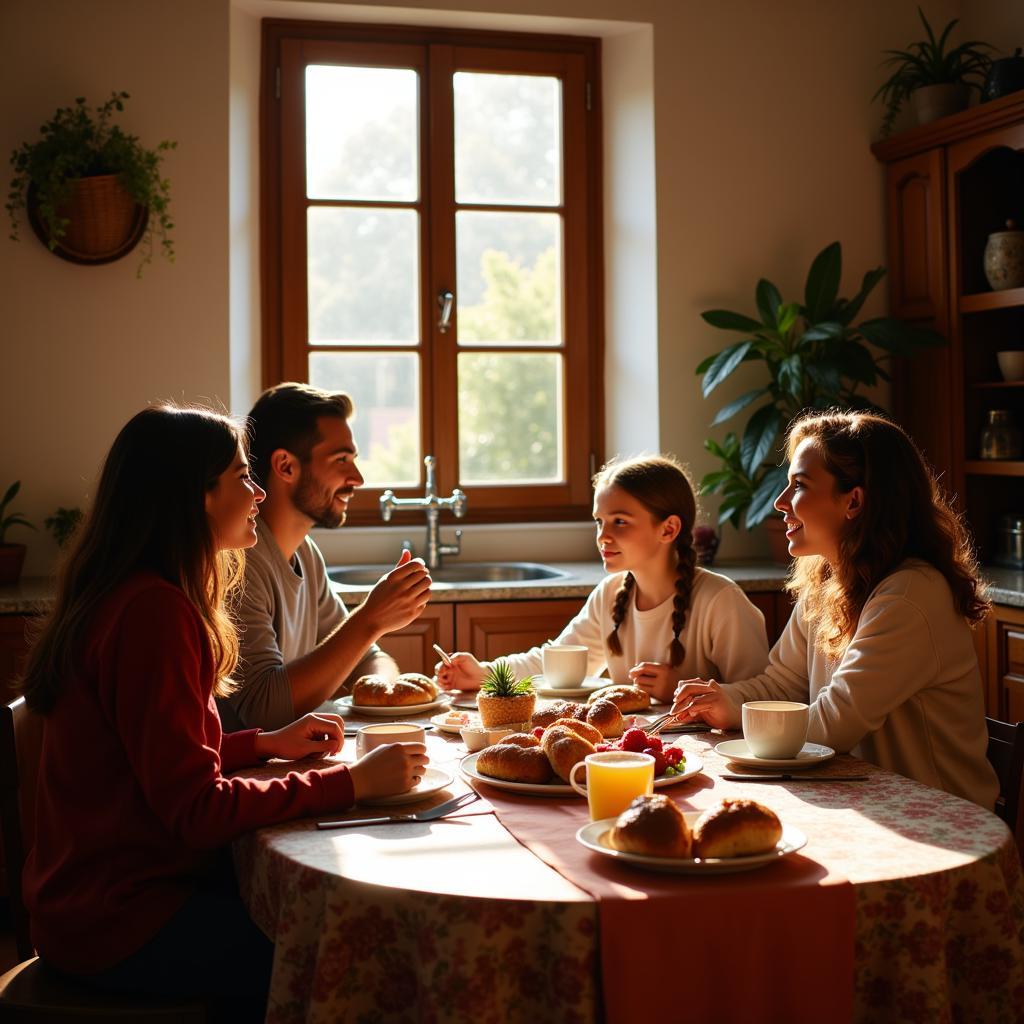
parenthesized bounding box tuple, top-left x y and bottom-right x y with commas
(608, 794, 692, 858)
(497, 732, 541, 749)
(476, 742, 553, 784)
(541, 724, 597, 782)
(584, 698, 625, 738)
(691, 799, 782, 858)
(531, 700, 587, 729)
(545, 717, 603, 745)
(352, 672, 438, 707)
(586, 684, 650, 714)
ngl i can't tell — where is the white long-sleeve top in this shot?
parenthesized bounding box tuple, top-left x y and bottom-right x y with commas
(723, 560, 998, 809)
(503, 568, 769, 687)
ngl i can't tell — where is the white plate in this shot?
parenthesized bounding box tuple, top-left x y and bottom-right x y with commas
(576, 812, 807, 874)
(337, 694, 451, 717)
(459, 751, 703, 796)
(630, 714, 706, 735)
(714, 738, 835, 769)
(429, 710, 479, 734)
(356, 766, 454, 806)
(533, 676, 610, 699)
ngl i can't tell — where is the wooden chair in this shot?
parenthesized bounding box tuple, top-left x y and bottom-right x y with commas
(0, 696, 206, 1022)
(985, 716, 1024, 839)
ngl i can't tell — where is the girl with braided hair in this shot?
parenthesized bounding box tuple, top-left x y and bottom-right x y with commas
(436, 455, 768, 703)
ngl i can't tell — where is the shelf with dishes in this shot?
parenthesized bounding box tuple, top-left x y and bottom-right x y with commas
(960, 287, 1024, 314)
(965, 460, 1024, 477)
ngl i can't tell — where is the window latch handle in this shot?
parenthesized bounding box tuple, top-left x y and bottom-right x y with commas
(437, 290, 454, 333)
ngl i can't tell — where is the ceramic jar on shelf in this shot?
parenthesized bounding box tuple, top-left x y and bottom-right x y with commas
(980, 410, 1022, 460)
(984, 220, 1024, 291)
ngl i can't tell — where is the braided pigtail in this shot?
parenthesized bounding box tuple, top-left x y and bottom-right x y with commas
(668, 531, 697, 667)
(606, 572, 635, 657)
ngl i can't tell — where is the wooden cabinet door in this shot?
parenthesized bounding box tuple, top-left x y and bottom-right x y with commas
(987, 603, 1024, 722)
(376, 604, 455, 676)
(747, 593, 776, 647)
(455, 599, 585, 661)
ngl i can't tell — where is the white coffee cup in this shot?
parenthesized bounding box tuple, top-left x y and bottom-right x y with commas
(542, 644, 588, 689)
(356, 722, 426, 757)
(741, 701, 809, 759)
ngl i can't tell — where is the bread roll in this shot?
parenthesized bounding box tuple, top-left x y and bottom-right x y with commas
(546, 717, 603, 745)
(586, 684, 650, 713)
(476, 743, 553, 784)
(608, 794, 692, 858)
(541, 724, 596, 782)
(352, 673, 438, 707)
(585, 698, 625, 738)
(691, 799, 783, 858)
(497, 732, 540, 748)
(531, 700, 587, 729)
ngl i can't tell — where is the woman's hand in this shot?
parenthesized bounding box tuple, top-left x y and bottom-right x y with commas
(349, 742, 429, 801)
(670, 679, 740, 730)
(254, 713, 345, 761)
(435, 652, 486, 693)
(628, 661, 678, 704)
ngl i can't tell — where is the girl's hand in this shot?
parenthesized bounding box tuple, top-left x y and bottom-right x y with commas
(670, 679, 740, 730)
(628, 661, 678, 704)
(435, 652, 486, 693)
(254, 713, 345, 761)
(349, 742, 429, 801)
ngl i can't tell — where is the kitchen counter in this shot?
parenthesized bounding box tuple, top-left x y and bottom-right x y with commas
(4, 561, 1022, 613)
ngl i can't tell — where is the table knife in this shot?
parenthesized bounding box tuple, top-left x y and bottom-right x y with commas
(721, 773, 868, 782)
(316, 791, 477, 830)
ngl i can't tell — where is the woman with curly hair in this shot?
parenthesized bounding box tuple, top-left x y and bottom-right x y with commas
(672, 410, 998, 808)
(436, 455, 768, 704)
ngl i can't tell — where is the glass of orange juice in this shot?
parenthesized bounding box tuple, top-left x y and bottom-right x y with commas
(569, 751, 655, 820)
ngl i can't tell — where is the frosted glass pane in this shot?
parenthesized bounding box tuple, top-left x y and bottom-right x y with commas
(308, 207, 419, 346)
(456, 211, 561, 346)
(458, 352, 562, 484)
(306, 65, 418, 201)
(454, 72, 560, 206)
(309, 352, 420, 487)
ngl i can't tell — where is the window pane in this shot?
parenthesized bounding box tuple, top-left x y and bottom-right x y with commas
(306, 65, 418, 201)
(456, 211, 561, 346)
(308, 207, 419, 346)
(454, 72, 560, 206)
(309, 352, 420, 487)
(458, 352, 562, 484)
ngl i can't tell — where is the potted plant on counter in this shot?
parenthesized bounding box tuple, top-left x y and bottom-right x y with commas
(0, 482, 35, 585)
(477, 660, 536, 728)
(696, 241, 946, 560)
(874, 8, 991, 137)
(6, 91, 176, 274)
(44, 506, 84, 549)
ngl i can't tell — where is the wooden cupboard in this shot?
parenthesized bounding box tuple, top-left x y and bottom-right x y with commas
(980, 603, 1024, 725)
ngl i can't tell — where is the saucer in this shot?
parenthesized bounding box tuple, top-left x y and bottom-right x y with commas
(337, 694, 451, 717)
(356, 766, 454, 806)
(533, 676, 608, 699)
(714, 738, 835, 770)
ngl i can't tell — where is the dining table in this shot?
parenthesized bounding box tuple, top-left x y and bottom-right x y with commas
(231, 701, 1024, 1024)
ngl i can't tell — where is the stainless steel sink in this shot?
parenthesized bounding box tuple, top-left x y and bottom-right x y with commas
(328, 561, 570, 586)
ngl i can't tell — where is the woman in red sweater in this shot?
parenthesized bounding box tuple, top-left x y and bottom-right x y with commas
(20, 404, 428, 1018)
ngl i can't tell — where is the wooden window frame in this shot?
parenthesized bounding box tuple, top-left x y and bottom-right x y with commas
(260, 18, 604, 525)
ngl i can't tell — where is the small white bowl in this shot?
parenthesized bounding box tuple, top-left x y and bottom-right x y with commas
(459, 727, 490, 752)
(998, 350, 1024, 381)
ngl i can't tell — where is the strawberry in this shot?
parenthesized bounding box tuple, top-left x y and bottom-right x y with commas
(620, 727, 648, 753)
(663, 746, 683, 767)
(532, 726, 546, 740)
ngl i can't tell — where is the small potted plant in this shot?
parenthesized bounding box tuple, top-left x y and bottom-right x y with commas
(696, 241, 946, 560)
(44, 506, 84, 549)
(874, 8, 991, 137)
(0, 482, 35, 585)
(477, 660, 536, 728)
(6, 91, 176, 275)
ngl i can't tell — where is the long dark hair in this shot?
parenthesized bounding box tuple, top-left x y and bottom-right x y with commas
(596, 455, 698, 668)
(21, 405, 245, 713)
(786, 409, 988, 659)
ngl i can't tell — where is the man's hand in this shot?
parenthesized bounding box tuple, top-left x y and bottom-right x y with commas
(627, 661, 678, 704)
(253, 713, 345, 760)
(357, 551, 432, 638)
(349, 742, 429, 801)
(670, 678, 740, 730)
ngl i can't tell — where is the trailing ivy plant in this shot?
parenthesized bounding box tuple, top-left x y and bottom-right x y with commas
(697, 241, 946, 529)
(6, 91, 176, 275)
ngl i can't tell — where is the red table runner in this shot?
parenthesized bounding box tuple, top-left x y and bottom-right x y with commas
(478, 784, 855, 1024)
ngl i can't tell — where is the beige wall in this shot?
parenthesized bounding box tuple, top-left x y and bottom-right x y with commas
(5, 0, 1020, 574)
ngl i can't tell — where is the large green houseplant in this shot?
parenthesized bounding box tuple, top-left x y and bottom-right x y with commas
(6, 91, 176, 274)
(874, 8, 991, 137)
(697, 241, 946, 530)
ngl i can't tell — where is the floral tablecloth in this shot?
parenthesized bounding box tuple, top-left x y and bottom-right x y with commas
(233, 723, 1024, 1024)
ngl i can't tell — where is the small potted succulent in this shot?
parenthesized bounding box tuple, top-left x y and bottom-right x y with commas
(6, 91, 176, 275)
(874, 8, 992, 137)
(44, 506, 84, 549)
(0, 482, 35, 585)
(476, 660, 536, 728)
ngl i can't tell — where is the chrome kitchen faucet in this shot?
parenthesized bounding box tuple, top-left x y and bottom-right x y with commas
(379, 455, 467, 570)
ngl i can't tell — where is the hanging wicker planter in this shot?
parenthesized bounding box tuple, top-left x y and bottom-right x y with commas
(28, 174, 148, 265)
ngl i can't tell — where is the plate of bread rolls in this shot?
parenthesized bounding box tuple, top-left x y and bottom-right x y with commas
(576, 794, 806, 874)
(340, 673, 451, 716)
(460, 718, 703, 795)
